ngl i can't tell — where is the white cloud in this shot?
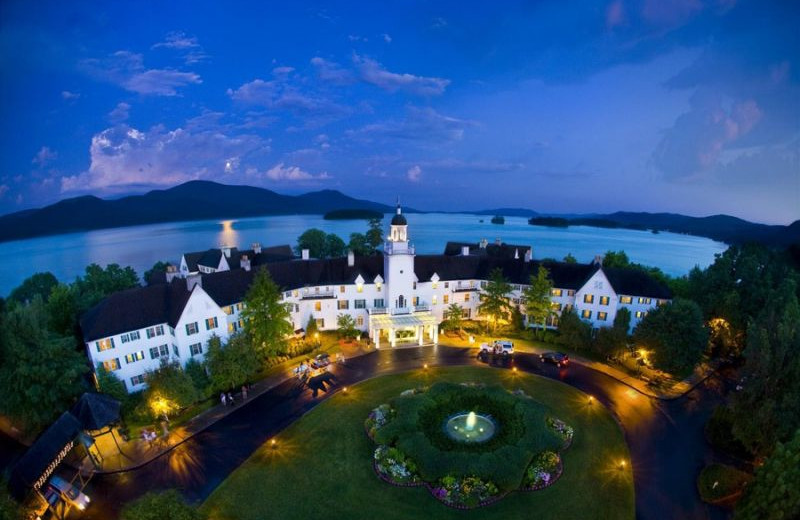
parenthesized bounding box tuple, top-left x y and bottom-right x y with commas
(347, 106, 475, 143)
(228, 77, 349, 123)
(407, 165, 422, 182)
(109, 102, 130, 122)
(310, 57, 354, 84)
(353, 54, 450, 96)
(82, 50, 201, 96)
(383, 33, 392, 43)
(61, 90, 80, 100)
(32, 146, 57, 166)
(152, 31, 207, 64)
(61, 123, 270, 193)
(264, 163, 331, 182)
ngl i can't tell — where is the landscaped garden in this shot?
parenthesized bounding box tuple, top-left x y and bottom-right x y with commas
(201, 365, 634, 519)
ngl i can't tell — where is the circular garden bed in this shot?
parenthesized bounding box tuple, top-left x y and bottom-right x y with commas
(365, 382, 574, 508)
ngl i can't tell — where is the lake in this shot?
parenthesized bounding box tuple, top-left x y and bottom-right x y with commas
(0, 213, 728, 296)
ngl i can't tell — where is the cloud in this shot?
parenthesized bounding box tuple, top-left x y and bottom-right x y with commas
(108, 102, 130, 122)
(61, 90, 80, 100)
(32, 146, 57, 166)
(0, 184, 8, 198)
(653, 90, 762, 179)
(227, 76, 349, 123)
(641, 0, 703, 28)
(347, 106, 475, 143)
(152, 31, 207, 64)
(606, 0, 626, 29)
(310, 57, 354, 84)
(60, 123, 270, 193)
(407, 165, 421, 182)
(383, 33, 392, 43)
(353, 54, 450, 96)
(263, 163, 331, 182)
(82, 50, 201, 96)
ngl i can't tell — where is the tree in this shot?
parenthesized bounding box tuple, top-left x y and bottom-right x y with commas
(46, 283, 79, 337)
(735, 429, 800, 520)
(205, 334, 257, 393)
(556, 307, 592, 351)
(144, 261, 170, 284)
(336, 314, 358, 340)
(306, 314, 319, 337)
(120, 489, 204, 520)
(522, 266, 553, 330)
(96, 363, 128, 403)
(242, 268, 292, 359)
(348, 232, 371, 256)
(74, 263, 139, 311)
(601, 250, 631, 268)
(633, 298, 708, 375)
(594, 308, 630, 358)
(441, 303, 464, 334)
(296, 229, 327, 258)
(366, 218, 384, 252)
(563, 253, 577, 264)
(144, 361, 198, 418)
(478, 268, 513, 333)
(183, 358, 212, 398)
(324, 233, 347, 258)
(730, 280, 800, 456)
(0, 298, 88, 432)
(8, 272, 59, 306)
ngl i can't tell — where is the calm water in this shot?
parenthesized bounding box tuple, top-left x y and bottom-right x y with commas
(0, 213, 727, 296)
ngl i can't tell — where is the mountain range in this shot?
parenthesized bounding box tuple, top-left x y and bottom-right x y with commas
(0, 181, 797, 246)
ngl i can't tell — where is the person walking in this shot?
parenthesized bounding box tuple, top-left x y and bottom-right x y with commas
(220, 392, 227, 406)
(227, 392, 235, 406)
(242, 385, 248, 400)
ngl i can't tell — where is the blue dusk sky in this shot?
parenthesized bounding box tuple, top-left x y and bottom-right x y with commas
(0, 1, 798, 224)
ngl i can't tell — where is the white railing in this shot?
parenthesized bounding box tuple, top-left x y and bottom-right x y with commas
(301, 290, 336, 299)
(391, 307, 411, 315)
(414, 305, 430, 312)
(369, 307, 387, 315)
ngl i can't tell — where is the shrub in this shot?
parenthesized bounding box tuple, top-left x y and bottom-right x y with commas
(373, 445, 420, 484)
(364, 404, 394, 439)
(705, 406, 752, 459)
(523, 451, 561, 488)
(120, 489, 204, 520)
(697, 463, 752, 503)
(432, 475, 499, 508)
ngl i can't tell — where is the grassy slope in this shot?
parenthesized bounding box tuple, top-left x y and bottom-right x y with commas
(201, 366, 634, 520)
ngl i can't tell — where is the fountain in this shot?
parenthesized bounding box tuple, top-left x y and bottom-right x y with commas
(445, 411, 496, 443)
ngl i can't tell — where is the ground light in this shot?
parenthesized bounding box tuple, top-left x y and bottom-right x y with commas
(271, 439, 277, 450)
(588, 395, 594, 404)
(512, 366, 518, 373)
(423, 363, 428, 370)
(618, 460, 626, 471)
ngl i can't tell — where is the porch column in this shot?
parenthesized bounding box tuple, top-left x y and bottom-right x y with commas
(433, 325, 439, 345)
(390, 328, 396, 348)
(373, 328, 380, 349)
(418, 325, 423, 346)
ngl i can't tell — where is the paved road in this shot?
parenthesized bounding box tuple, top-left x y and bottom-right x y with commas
(62, 346, 731, 519)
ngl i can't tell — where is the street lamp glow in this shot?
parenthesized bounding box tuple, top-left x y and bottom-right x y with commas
(588, 395, 594, 404)
(512, 366, 518, 373)
(618, 459, 626, 470)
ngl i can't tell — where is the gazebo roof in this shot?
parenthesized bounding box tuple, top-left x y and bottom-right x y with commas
(70, 392, 121, 431)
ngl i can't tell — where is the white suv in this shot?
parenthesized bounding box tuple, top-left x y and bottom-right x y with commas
(479, 340, 514, 357)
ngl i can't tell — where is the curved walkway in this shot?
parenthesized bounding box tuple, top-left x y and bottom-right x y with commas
(81, 346, 729, 520)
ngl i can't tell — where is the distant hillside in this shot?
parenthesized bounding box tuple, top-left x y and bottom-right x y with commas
(474, 207, 539, 218)
(0, 181, 394, 243)
(323, 209, 384, 220)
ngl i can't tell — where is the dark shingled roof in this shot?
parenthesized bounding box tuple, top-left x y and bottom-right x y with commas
(183, 245, 295, 272)
(197, 249, 223, 269)
(70, 393, 121, 431)
(81, 281, 192, 341)
(443, 241, 532, 259)
(9, 412, 82, 499)
(603, 266, 672, 299)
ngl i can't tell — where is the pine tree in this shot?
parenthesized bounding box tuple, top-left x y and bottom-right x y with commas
(242, 268, 292, 359)
(522, 266, 553, 330)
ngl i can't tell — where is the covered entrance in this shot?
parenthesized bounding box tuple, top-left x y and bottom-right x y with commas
(368, 311, 439, 348)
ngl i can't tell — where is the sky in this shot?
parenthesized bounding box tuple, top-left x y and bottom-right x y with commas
(0, 1, 798, 224)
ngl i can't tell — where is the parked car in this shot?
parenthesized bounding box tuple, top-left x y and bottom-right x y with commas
(540, 352, 570, 367)
(479, 340, 514, 357)
(46, 476, 91, 511)
(311, 353, 331, 369)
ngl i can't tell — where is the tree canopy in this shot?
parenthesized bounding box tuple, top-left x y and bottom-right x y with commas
(556, 307, 592, 351)
(205, 334, 258, 393)
(242, 268, 292, 359)
(336, 313, 358, 339)
(296, 228, 327, 258)
(144, 361, 198, 418)
(120, 489, 204, 520)
(441, 303, 464, 334)
(633, 298, 708, 375)
(7, 272, 58, 306)
(478, 268, 512, 332)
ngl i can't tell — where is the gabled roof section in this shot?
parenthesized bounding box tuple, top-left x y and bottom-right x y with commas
(70, 393, 120, 431)
(80, 280, 192, 341)
(184, 244, 295, 271)
(603, 267, 672, 299)
(198, 249, 224, 269)
(443, 240, 532, 259)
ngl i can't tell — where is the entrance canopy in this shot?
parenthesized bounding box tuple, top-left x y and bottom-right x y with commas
(369, 311, 439, 348)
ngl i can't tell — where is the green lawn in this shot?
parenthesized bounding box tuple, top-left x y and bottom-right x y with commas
(201, 366, 634, 520)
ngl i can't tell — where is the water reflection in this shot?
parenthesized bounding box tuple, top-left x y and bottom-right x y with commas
(218, 220, 239, 248)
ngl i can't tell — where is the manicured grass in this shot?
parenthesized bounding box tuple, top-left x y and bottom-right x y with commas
(697, 463, 752, 504)
(201, 366, 634, 519)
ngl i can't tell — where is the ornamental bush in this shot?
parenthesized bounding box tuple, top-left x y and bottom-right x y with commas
(373, 445, 420, 484)
(524, 451, 561, 488)
(432, 475, 500, 508)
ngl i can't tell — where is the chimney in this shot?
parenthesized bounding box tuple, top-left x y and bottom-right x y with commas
(480, 238, 488, 249)
(524, 249, 532, 263)
(165, 264, 179, 282)
(302, 249, 310, 261)
(347, 250, 355, 267)
(495, 237, 502, 246)
(221, 246, 232, 258)
(593, 254, 604, 266)
(186, 273, 202, 291)
(251, 242, 262, 254)
(461, 245, 470, 256)
(514, 248, 519, 259)
(241, 254, 251, 272)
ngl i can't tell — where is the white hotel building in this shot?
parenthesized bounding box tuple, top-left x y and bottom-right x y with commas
(81, 205, 671, 392)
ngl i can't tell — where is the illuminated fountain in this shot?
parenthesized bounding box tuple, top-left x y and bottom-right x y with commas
(445, 410, 496, 443)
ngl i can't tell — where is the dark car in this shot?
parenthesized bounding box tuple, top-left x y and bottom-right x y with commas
(311, 353, 331, 369)
(540, 352, 570, 367)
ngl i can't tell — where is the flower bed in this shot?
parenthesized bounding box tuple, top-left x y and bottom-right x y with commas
(365, 382, 574, 508)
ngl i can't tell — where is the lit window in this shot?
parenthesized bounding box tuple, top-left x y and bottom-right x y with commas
(356, 316, 364, 327)
(130, 375, 145, 386)
(464, 293, 470, 302)
(597, 312, 608, 321)
(190, 343, 202, 356)
(124, 351, 144, 364)
(223, 306, 233, 315)
(96, 338, 115, 352)
(413, 297, 419, 306)
(432, 295, 438, 305)
(376, 282, 382, 291)
(583, 294, 594, 304)
(338, 300, 349, 310)
(552, 302, 563, 311)
(567, 290, 575, 297)
(340, 285, 345, 293)
(551, 289, 563, 297)
(103, 358, 120, 372)
(186, 322, 199, 335)
(228, 323, 235, 333)
(581, 310, 592, 319)
(432, 281, 438, 289)
(315, 301, 322, 312)
(599, 296, 610, 306)
(236, 302, 244, 311)
(205, 317, 218, 330)
(443, 294, 449, 304)
(638, 297, 652, 304)
(316, 318, 325, 329)
(357, 284, 363, 293)
(635, 311, 645, 319)
(620, 296, 632, 304)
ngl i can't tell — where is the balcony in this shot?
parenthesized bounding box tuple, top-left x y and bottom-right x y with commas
(301, 290, 336, 300)
(391, 307, 411, 315)
(383, 242, 415, 255)
(368, 307, 388, 315)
